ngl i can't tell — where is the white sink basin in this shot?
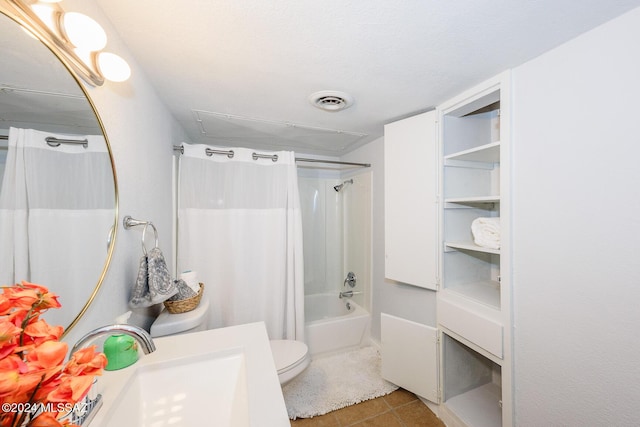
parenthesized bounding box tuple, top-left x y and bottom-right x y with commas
(104, 349, 249, 427)
(87, 322, 289, 427)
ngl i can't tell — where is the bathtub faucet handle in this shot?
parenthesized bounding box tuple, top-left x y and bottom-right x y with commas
(344, 272, 357, 288)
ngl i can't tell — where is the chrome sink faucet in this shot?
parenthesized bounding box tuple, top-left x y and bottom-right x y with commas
(71, 324, 156, 356)
(67, 325, 155, 425)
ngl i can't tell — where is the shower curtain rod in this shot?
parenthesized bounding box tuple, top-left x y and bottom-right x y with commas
(172, 145, 371, 168)
(0, 134, 89, 148)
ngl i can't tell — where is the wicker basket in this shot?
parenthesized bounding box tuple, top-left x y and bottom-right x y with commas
(163, 283, 204, 314)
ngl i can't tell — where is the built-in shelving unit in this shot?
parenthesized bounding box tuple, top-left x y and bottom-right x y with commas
(381, 72, 512, 427)
(438, 72, 512, 427)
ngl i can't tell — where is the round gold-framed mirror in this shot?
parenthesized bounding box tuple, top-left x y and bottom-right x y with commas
(0, 5, 118, 337)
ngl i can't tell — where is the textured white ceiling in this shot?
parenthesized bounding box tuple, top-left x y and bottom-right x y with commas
(96, 0, 640, 155)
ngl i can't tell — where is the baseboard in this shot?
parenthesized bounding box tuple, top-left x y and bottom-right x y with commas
(438, 402, 468, 427)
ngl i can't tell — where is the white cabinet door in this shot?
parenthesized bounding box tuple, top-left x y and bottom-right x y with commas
(381, 313, 439, 403)
(384, 110, 438, 290)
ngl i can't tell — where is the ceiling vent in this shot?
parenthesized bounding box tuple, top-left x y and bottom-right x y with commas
(309, 90, 354, 112)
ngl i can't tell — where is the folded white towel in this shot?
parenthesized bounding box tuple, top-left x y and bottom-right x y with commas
(179, 270, 201, 294)
(471, 217, 501, 250)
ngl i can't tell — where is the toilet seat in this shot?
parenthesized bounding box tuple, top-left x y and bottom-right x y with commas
(270, 340, 310, 384)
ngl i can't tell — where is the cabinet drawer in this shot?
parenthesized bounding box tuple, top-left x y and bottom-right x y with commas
(438, 297, 503, 358)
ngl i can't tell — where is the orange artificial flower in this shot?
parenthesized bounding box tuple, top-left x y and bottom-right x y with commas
(0, 282, 105, 426)
(15, 282, 48, 294)
(47, 375, 94, 404)
(0, 369, 20, 398)
(0, 320, 21, 360)
(18, 282, 61, 311)
(23, 320, 63, 346)
(26, 341, 68, 372)
(1, 282, 61, 313)
(0, 355, 26, 373)
(2, 288, 39, 312)
(31, 375, 61, 404)
(0, 319, 21, 343)
(64, 346, 107, 377)
(0, 295, 12, 316)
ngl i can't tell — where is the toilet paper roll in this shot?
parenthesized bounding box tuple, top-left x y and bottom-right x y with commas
(179, 270, 200, 293)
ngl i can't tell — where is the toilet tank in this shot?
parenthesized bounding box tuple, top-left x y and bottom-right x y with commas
(150, 299, 210, 338)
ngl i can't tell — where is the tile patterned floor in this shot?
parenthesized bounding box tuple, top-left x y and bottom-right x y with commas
(289, 388, 446, 427)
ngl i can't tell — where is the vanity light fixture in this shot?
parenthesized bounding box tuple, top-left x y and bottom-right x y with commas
(1, 0, 130, 86)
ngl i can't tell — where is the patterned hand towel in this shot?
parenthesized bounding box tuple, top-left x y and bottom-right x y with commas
(129, 247, 178, 308)
(166, 279, 198, 302)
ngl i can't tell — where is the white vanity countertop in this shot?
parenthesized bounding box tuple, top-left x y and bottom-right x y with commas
(87, 322, 290, 427)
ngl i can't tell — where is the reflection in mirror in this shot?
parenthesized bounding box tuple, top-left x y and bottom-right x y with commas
(0, 11, 117, 334)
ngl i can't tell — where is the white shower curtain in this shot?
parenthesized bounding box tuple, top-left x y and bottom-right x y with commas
(177, 143, 304, 340)
(0, 127, 114, 326)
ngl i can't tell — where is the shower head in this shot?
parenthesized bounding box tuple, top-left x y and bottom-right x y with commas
(334, 179, 354, 192)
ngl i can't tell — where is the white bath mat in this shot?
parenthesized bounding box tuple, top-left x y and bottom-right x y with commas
(282, 346, 398, 419)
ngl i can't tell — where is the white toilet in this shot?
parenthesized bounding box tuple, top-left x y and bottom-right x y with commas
(150, 299, 309, 385)
(269, 339, 310, 385)
(150, 298, 211, 338)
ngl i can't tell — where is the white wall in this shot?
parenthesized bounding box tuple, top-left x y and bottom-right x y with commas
(61, 0, 188, 345)
(512, 7, 640, 426)
(341, 137, 438, 343)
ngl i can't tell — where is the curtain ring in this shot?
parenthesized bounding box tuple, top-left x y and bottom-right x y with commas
(141, 222, 159, 255)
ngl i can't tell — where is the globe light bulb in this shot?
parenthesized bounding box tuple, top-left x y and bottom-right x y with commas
(97, 52, 131, 82)
(61, 12, 107, 51)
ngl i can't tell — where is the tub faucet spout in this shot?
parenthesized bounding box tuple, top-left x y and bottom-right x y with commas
(339, 290, 362, 299)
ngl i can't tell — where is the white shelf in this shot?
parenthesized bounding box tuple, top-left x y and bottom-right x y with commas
(445, 383, 502, 427)
(444, 141, 500, 164)
(444, 280, 501, 309)
(445, 196, 500, 209)
(445, 241, 500, 255)
(439, 287, 502, 325)
(446, 196, 500, 204)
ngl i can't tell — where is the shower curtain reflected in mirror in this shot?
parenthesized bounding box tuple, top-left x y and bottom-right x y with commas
(176, 144, 304, 340)
(0, 127, 114, 327)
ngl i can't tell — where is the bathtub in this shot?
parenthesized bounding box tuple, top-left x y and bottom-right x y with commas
(304, 293, 370, 356)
